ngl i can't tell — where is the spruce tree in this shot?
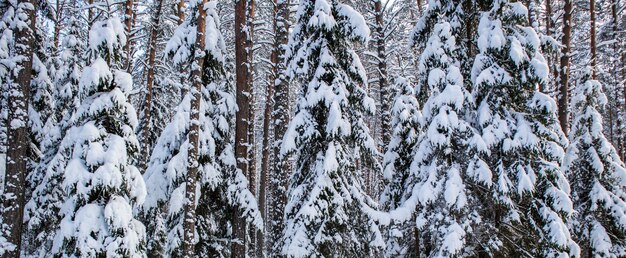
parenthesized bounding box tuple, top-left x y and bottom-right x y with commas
(565, 69, 626, 257)
(280, 0, 384, 256)
(141, 1, 261, 256)
(401, 16, 490, 256)
(379, 77, 422, 257)
(51, 16, 147, 257)
(471, 0, 579, 256)
(23, 7, 86, 256)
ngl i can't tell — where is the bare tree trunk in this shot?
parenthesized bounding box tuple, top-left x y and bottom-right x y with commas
(233, 0, 253, 255)
(374, 0, 389, 154)
(183, 0, 208, 256)
(87, 0, 94, 27)
(53, 0, 65, 50)
(612, 0, 624, 159)
(541, 0, 553, 93)
(177, 0, 185, 24)
(558, 0, 573, 135)
(258, 0, 276, 252)
(622, 52, 626, 161)
(124, 0, 134, 72)
(1, 1, 35, 258)
(268, 0, 290, 254)
(141, 0, 163, 170)
(590, 0, 597, 79)
(246, 2, 258, 255)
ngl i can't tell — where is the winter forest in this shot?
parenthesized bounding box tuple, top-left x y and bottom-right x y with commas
(1, 0, 626, 255)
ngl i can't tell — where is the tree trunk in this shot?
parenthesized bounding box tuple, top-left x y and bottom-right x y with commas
(558, 0, 572, 135)
(233, 0, 253, 255)
(183, 0, 208, 256)
(124, 0, 134, 72)
(374, 0, 389, 155)
(53, 0, 65, 50)
(258, 0, 275, 253)
(87, 0, 94, 27)
(268, 0, 290, 254)
(247, 2, 258, 255)
(141, 0, 163, 170)
(612, 0, 624, 159)
(1, 1, 35, 258)
(622, 52, 626, 161)
(590, 0, 596, 79)
(177, 0, 185, 24)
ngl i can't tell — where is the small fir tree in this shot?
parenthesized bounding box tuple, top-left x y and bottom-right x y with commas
(565, 69, 626, 257)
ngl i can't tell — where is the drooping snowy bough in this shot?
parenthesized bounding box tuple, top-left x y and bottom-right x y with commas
(279, 0, 385, 256)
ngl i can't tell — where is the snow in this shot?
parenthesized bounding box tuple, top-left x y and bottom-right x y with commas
(336, 3, 370, 42)
(88, 16, 126, 57)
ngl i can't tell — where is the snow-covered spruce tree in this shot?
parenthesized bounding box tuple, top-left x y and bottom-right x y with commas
(280, 0, 384, 256)
(141, 1, 261, 256)
(22, 7, 86, 256)
(471, 1, 579, 256)
(50, 16, 147, 257)
(378, 77, 422, 257)
(565, 69, 626, 257)
(391, 12, 491, 255)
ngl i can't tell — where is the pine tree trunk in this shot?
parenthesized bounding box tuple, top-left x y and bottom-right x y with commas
(622, 52, 626, 161)
(233, 0, 253, 255)
(183, 0, 208, 256)
(542, 0, 554, 93)
(1, 1, 35, 257)
(246, 2, 258, 255)
(268, 0, 290, 253)
(558, 0, 573, 135)
(177, 0, 185, 24)
(374, 0, 389, 154)
(124, 0, 134, 72)
(590, 0, 596, 79)
(87, 0, 94, 27)
(612, 0, 624, 159)
(141, 0, 163, 170)
(53, 0, 65, 50)
(258, 0, 276, 252)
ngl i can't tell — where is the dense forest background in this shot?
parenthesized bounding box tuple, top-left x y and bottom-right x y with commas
(0, 0, 625, 256)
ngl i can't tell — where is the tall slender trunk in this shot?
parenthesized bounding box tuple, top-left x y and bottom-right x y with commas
(622, 52, 626, 161)
(87, 0, 94, 27)
(374, 0, 389, 154)
(246, 1, 258, 255)
(558, 0, 573, 135)
(124, 0, 134, 71)
(590, 0, 597, 79)
(183, 0, 208, 256)
(177, 0, 187, 98)
(141, 0, 163, 170)
(178, 0, 185, 24)
(543, 0, 557, 93)
(268, 0, 290, 254)
(53, 0, 65, 50)
(1, 2, 35, 258)
(612, 0, 624, 159)
(258, 0, 276, 253)
(233, 0, 253, 255)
